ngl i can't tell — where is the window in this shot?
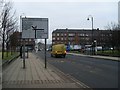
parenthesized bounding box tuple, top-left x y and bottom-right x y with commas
(68, 37, 74, 40)
(109, 34, 112, 36)
(57, 38, 59, 40)
(25, 39, 28, 41)
(101, 34, 105, 36)
(29, 39, 31, 41)
(81, 38, 85, 40)
(82, 34, 85, 36)
(68, 33, 75, 36)
(61, 33, 63, 36)
(89, 34, 92, 36)
(52, 38, 55, 40)
(57, 33, 59, 36)
(86, 34, 89, 36)
(79, 34, 85, 36)
(52, 33, 55, 36)
(85, 37, 89, 40)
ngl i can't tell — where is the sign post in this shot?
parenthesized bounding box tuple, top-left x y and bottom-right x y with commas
(21, 17, 48, 69)
(23, 39, 25, 69)
(45, 39, 47, 68)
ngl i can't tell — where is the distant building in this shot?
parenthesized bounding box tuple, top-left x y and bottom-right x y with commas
(38, 42, 44, 51)
(52, 29, 113, 49)
(38, 42, 52, 51)
(7, 31, 35, 51)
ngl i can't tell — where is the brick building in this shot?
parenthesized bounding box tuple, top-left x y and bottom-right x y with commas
(52, 28, 113, 49)
(7, 31, 35, 51)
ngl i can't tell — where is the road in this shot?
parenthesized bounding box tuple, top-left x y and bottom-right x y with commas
(36, 51, 119, 88)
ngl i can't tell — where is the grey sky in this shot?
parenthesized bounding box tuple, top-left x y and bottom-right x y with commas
(12, 0, 119, 44)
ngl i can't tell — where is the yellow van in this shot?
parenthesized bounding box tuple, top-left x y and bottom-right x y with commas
(51, 44, 66, 58)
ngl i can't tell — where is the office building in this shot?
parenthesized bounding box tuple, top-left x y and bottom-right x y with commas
(7, 31, 35, 51)
(52, 29, 112, 49)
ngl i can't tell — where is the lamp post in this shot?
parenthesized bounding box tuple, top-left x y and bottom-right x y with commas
(87, 15, 94, 55)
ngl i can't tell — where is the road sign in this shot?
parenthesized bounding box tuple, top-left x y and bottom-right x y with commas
(21, 17, 48, 39)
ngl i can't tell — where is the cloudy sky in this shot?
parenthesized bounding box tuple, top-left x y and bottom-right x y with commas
(12, 0, 119, 44)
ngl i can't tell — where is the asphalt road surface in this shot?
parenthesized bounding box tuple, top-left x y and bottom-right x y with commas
(36, 51, 119, 88)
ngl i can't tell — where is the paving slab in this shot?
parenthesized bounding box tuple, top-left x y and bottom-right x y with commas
(2, 52, 89, 88)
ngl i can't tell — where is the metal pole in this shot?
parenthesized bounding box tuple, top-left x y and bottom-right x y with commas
(20, 46, 22, 58)
(92, 17, 93, 55)
(35, 29, 37, 39)
(27, 46, 28, 58)
(45, 38, 47, 69)
(87, 15, 94, 55)
(91, 17, 93, 31)
(23, 39, 25, 69)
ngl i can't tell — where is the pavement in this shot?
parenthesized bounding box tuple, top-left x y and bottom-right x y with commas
(68, 53, 120, 61)
(2, 52, 90, 88)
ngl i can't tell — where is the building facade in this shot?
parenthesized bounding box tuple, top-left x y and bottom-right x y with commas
(7, 31, 35, 51)
(52, 29, 113, 49)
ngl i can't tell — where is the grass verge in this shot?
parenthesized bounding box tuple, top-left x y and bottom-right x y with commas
(1, 52, 20, 65)
(68, 50, 120, 57)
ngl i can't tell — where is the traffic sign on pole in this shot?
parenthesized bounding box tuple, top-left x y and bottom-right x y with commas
(21, 17, 48, 39)
(21, 16, 49, 69)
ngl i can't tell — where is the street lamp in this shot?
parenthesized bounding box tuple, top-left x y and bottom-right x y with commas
(87, 15, 94, 55)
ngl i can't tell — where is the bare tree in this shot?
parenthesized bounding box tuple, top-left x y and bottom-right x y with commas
(0, 0, 18, 59)
(105, 22, 120, 56)
(0, 0, 4, 37)
(104, 22, 118, 30)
